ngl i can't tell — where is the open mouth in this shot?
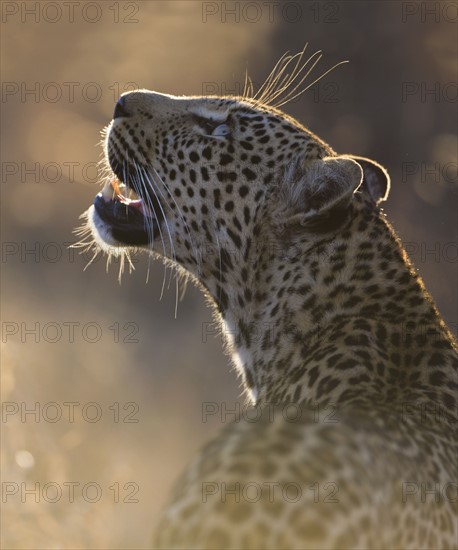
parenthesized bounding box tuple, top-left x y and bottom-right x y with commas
(93, 177, 158, 246)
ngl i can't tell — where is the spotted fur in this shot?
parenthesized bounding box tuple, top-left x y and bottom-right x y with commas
(81, 79, 458, 549)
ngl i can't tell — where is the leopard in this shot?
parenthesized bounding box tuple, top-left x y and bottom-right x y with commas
(78, 49, 458, 549)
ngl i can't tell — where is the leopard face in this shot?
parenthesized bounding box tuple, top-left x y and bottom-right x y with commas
(86, 91, 392, 312)
(87, 91, 336, 280)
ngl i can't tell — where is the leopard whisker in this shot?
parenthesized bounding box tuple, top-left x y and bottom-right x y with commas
(133, 161, 171, 298)
(148, 164, 200, 274)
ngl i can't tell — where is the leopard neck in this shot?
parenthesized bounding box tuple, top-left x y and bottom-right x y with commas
(214, 196, 457, 416)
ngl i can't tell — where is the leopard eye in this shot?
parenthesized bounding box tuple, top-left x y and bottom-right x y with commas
(193, 115, 230, 137)
(211, 123, 231, 138)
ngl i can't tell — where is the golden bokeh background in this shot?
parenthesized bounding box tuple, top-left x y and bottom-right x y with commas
(1, 1, 457, 548)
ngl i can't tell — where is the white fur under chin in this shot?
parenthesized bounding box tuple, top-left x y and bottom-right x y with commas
(87, 205, 125, 254)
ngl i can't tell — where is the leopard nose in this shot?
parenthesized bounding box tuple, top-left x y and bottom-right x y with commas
(113, 96, 130, 119)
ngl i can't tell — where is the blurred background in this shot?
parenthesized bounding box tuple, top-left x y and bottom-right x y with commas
(1, 1, 457, 548)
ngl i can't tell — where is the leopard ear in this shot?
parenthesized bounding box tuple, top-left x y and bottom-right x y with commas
(275, 156, 363, 232)
(347, 155, 391, 204)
